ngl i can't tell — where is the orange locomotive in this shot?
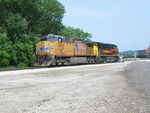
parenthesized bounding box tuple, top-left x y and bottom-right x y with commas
(35, 34, 99, 66)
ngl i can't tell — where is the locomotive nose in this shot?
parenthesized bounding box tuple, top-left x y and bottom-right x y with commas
(36, 41, 53, 56)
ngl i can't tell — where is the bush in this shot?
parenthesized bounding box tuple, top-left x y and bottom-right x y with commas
(17, 63, 27, 68)
(1, 58, 9, 67)
(0, 50, 10, 67)
(6, 43, 35, 67)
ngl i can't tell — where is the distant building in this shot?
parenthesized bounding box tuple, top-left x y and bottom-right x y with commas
(146, 46, 150, 58)
(120, 50, 147, 58)
(120, 51, 135, 58)
(136, 50, 147, 58)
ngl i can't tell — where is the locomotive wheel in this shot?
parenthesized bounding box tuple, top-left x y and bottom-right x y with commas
(61, 62, 64, 66)
(55, 62, 59, 66)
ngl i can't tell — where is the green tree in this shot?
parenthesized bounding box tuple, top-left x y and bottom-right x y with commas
(60, 26, 92, 41)
(0, 0, 65, 67)
(5, 13, 28, 44)
(0, 0, 65, 35)
(0, 27, 9, 48)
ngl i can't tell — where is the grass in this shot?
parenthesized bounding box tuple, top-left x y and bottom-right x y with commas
(0, 66, 16, 71)
(0, 63, 30, 71)
(0, 66, 30, 71)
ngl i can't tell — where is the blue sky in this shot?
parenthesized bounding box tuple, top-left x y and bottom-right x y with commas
(59, 0, 150, 51)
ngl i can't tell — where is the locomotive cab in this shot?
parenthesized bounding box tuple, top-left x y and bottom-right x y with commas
(111, 44, 119, 55)
(35, 34, 64, 66)
(36, 35, 63, 55)
(97, 42, 120, 63)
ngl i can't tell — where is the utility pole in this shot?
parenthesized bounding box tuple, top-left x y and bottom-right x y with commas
(134, 51, 137, 58)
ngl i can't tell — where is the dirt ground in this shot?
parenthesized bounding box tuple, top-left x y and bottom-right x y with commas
(0, 61, 150, 113)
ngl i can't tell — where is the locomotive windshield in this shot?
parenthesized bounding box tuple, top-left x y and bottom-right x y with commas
(100, 44, 112, 50)
(104, 44, 118, 50)
(41, 36, 58, 42)
(47, 36, 58, 41)
(111, 45, 118, 49)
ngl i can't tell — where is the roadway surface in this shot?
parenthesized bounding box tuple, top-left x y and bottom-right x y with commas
(0, 60, 150, 113)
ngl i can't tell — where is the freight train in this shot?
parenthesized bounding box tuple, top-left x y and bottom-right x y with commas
(35, 34, 120, 66)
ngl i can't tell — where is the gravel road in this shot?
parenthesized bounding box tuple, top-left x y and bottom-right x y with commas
(0, 61, 150, 113)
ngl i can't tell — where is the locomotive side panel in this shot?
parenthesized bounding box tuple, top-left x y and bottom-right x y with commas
(86, 45, 93, 56)
(62, 42, 75, 56)
(74, 42, 87, 56)
(93, 44, 99, 56)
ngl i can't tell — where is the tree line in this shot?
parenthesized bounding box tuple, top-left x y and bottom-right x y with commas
(0, 0, 92, 68)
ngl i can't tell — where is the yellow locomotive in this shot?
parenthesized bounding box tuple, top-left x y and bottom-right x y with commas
(35, 34, 119, 66)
